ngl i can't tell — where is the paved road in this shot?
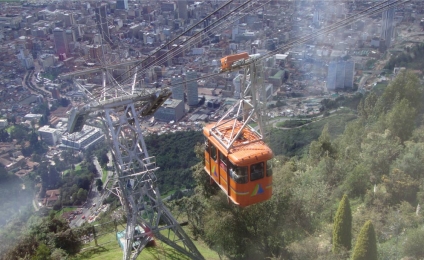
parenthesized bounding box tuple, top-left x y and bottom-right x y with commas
(22, 71, 38, 95)
(69, 157, 112, 228)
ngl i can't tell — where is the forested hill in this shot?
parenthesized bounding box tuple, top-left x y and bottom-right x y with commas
(180, 70, 424, 259)
(144, 130, 203, 194)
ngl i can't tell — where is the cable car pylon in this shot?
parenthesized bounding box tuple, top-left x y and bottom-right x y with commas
(121, 96, 204, 259)
(67, 75, 203, 260)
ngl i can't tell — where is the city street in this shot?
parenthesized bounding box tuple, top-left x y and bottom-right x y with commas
(69, 157, 113, 228)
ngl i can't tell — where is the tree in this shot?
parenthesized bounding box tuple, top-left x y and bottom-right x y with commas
(32, 153, 42, 163)
(382, 168, 419, 204)
(96, 178, 103, 192)
(202, 193, 290, 259)
(59, 98, 70, 107)
(358, 92, 378, 120)
(56, 228, 81, 254)
(30, 119, 36, 130)
(32, 243, 51, 260)
(10, 124, 30, 142)
(39, 114, 48, 126)
(342, 164, 370, 197)
(8, 115, 16, 125)
(0, 129, 9, 142)
(76, 188, 88, 202)
(393, 142, 424, 179)
(352, 220, 378, 260)
(402, 228, 424, 258)
(51, 248, 68, 260)
(29, 131, 39, 147)
(332, 194, 352, 253)
(48, 166, 61, 189)
(360, 130, 403, 182)
(309, 123, 336, 163)
(381, 70, 423, 113)
(99, 152, 109, 167)
(384, 99, 416, 142)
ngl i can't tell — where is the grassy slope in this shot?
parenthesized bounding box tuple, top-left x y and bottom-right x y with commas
(72, 228, 220, 260)
(102, 168, 107, 183)
(269, 112, 357, 157)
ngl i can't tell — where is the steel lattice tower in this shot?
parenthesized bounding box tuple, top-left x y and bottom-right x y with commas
(67, 80, 204, 260)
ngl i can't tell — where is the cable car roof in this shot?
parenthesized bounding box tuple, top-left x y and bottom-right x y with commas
(204, 120, 273, 165)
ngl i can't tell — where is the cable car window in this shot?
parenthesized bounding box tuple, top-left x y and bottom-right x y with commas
(210, 144, 217, 161)
(219, 153, 227, 172)
(204, 138, 209, 152)
(266, 160, 273, 177)
(229, 164, 248, 184)
(250, 162, 264, 181)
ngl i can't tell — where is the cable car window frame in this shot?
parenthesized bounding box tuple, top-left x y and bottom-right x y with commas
(266, 160, 273, 177)
(250, 162, 264, 181)
(219, 153, 227, 172)
(228, 161, 248, 184)
(204, 138, 209, 153)
(210, 143, 217, 161)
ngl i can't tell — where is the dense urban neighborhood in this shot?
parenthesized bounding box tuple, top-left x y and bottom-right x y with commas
(1, 0, 424, 259)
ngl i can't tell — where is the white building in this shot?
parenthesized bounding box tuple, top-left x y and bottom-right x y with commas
(60, 125, 104, 150)
(24, 114, 43, 121)
(38, 125, 60, 146)
(154, 99, 185, 122)
(326, 60, 355, 91)
(0, 119, 7, 129)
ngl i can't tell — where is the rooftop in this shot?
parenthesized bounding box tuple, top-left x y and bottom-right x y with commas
(162, 99, 183, 109)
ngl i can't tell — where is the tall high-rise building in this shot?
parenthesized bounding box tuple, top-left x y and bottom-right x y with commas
(326, 60, 355, 90)
(381, 0, 395, 48)
(65, 29, 75, 43)
(72, 24, 83, 39)
(116, 0, 128, 10)
(53, 27, 69, 56)
(233, 74, 242, 99)
(313, 9, 320, 27)
(63, 13, 74, 27)
(95, 4, 111, 44)
(186, 69, 198, 106)
(178, 0, 188, 20)
(171, 75, 184, 102)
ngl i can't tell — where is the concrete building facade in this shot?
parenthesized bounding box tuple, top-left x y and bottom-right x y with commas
(186, 69, 198, 106)
(61, 125, 104, 150)
(381, 0, 395, 48)
(171, 75, 184, 101)
(38, 125, 60, 146)
(154, 99, 185, 122)
(116, 0, 128, 10)
(178, 0, 188, 20)
(326, 60, 355, 90)
(53, 28, 69, 56)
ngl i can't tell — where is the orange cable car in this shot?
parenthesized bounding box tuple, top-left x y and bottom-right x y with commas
(203, 119, 273, 207)
(220, 52, 249, 72)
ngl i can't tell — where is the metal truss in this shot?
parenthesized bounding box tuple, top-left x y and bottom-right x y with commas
(101, 98, 204, 260)
(210, 60, 267, 152)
